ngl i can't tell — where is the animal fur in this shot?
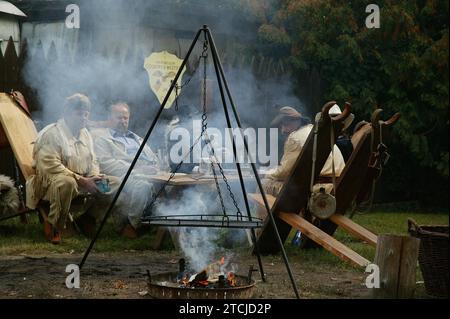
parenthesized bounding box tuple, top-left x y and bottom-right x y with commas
(0, 175, 20, 217)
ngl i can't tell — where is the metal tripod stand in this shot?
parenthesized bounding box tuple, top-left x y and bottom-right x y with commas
(79, 25, 300, 299)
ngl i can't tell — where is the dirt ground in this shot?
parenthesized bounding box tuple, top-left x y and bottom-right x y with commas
(0, 250, 371, 299)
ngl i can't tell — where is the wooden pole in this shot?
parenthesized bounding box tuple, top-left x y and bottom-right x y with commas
(373, 234, 420, 298)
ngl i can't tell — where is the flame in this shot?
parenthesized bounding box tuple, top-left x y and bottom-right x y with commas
(227, 272, 236, 287)
(180, 275, 190, 286)
(178, 257, 238, 288)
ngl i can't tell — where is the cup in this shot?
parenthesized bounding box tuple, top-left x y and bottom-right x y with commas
(95, 178, 110, 193)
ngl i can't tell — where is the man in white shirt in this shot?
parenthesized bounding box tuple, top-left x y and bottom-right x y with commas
(91, 102, 159, 238)
(26, 94, 120, 244)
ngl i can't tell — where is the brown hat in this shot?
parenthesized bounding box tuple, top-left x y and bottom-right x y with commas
(271, 106, 305, 126)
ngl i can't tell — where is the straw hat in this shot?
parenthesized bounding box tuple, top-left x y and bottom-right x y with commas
(329, 104, 355, 130)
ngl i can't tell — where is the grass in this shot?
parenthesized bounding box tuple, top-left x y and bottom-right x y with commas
(0, 212, 163, 256)
(282, 210, 448, 298)
(1, 209, 447, 298)
(284, 211, 449, 271)
(1, 209, 447, 260)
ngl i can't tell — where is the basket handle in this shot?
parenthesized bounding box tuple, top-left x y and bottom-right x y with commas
(407, 218, 419, 235)
(408, 218, 449, 238)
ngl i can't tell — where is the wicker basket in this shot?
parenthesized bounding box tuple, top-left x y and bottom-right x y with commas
(408, 219, 449, 298)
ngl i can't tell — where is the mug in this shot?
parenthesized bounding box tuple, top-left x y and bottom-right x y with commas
(95, 178, 110, 193)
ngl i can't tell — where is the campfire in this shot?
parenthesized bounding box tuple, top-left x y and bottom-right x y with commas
(178, 257, 237, 288)
(146, 257, 256, 299)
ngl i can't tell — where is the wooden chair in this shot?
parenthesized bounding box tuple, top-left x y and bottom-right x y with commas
(0, 92, 92, 237)
(0, 92, 37, 222)
(250, 101, 351, 254)
(250, 108, 400, 267)
(355, 109, 401, 208)
(314, 110, 401, 242)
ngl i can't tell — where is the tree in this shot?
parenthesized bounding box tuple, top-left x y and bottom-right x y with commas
(251, 0, 449, 207)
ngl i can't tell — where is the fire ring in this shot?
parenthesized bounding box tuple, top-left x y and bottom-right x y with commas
(147, 272, 256, 299)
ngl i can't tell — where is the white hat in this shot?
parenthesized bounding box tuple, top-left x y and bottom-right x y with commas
(328, 104, 354, 130)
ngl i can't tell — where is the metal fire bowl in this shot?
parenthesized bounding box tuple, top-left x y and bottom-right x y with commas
(142, 214, 263, 229)
(147, 272, 256, 299)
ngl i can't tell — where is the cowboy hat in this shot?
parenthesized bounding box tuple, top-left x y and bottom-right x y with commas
(271, 106, 307, 126)
(329, 104, 355, 130)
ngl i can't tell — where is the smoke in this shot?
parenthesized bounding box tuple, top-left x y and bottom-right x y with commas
(177, 228, 219, 272)
(176, 228, 244, 273)
(21, 0, 304, 265)
(153, 183, 251, 272)
(154, 186, 217, 271)
(22, 0, 305, 137)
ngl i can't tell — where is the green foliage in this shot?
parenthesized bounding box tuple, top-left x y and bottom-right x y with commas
(250, 0, 449, 206)
(258, 23, 292, 56)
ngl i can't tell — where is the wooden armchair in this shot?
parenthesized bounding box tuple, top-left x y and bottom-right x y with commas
(0, 92, 37, 222)
(0, 92, 92, 238)
(249, 101, 352, 254)
(315, 109, 401, 242)
(249, 107, 400, 267)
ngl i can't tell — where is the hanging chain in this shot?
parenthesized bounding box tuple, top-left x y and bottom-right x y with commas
(199, 30, 241, 218)
(173, 38, 210, 111)
(210, 160, 226, 215)
(204, 139, 243, 219)
(200, 32, 232, 217)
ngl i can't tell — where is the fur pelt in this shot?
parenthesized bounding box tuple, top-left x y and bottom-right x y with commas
(0, 175, 20, 217)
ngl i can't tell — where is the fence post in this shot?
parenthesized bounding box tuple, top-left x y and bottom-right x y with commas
(4, 37, 19, 92)
(373, 234, 420, 298)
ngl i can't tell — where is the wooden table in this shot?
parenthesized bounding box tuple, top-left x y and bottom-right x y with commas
(147, 171, 262, 186)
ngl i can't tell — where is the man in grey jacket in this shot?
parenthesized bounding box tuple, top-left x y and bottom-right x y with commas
(91, 102, 159, 238)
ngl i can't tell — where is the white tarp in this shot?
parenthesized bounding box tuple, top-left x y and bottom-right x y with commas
(21, 21, 79, 60)
(0, 14, 20, 54)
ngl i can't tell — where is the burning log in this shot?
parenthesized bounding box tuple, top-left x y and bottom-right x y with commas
(189, 270, 208, 282)
(177, 257, 238, 288)
(227, 272, 236, 287)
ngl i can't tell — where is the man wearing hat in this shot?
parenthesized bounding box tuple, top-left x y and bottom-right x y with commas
(26, 93, 120, 244)
(262, 106, 346, 196)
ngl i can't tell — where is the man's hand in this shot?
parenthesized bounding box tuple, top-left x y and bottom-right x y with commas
(77, 176, 102, 194)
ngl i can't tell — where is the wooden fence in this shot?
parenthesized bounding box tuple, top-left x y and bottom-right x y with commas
(0, 33, 287, 171)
